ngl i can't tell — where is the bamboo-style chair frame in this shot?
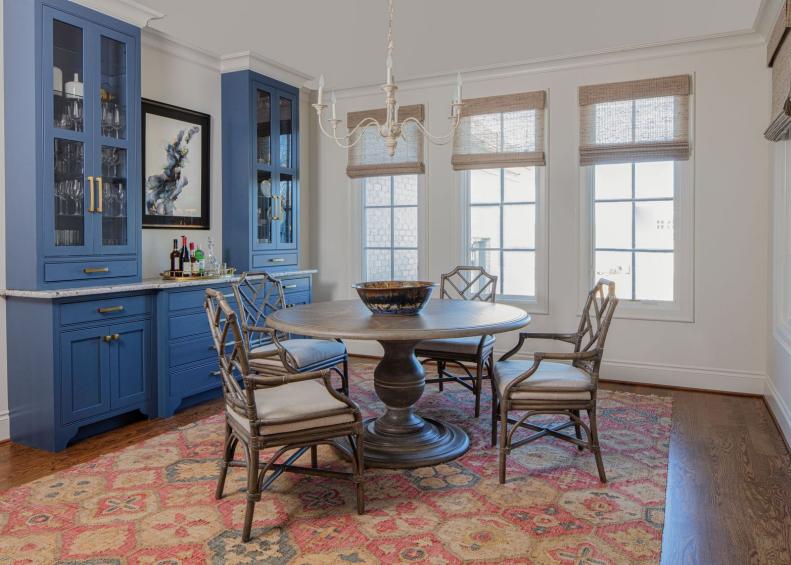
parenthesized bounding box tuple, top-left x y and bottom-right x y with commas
(232, 271, 349, 395)
(415, 265, 498, 417)
(205, 288, 365, 542)
(492, 279, 618, 483)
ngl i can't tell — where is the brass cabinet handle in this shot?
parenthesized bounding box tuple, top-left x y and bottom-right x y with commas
(97, 177, 103, 213)
(103, 333, 120, 342)
(88, 176, 95, 212)
(271, 195, 281, 221)
(97, 305, 124, 314)
(283, 284, 297, 289)
(269, 257, 286, 263)
(84, 267, 110, 274)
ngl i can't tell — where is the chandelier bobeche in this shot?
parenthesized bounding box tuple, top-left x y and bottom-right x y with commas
(313, 0, 463, 157)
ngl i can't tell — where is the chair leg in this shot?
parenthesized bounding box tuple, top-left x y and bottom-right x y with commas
(310, 445, 318, 469)
(473, 359, 484, 418)
(215, 422, 237, 500)
(572, 409, 584, 451)
(587, 406, 607, 483)
(498, 404, 508, 484)
(352, 433, 365, 515)
(242, 446, 260, 542)
(342, 358, 350, 397)
(490, 357, 498, 446)
(437, 361, 445, 391)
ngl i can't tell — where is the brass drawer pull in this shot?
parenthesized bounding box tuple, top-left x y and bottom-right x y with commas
(84, 267, 110, 274)
(98, 305, 125, 314)
(269, 257, 286, 263)
(102, 334, 120, 342)
(283, 284, 298, 289)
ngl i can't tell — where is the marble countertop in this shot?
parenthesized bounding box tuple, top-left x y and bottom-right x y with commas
(0, 269, 318, 299)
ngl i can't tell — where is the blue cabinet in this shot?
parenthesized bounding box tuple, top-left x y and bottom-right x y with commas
(222, 71, 300, 271)
(4, 0, 141, 289)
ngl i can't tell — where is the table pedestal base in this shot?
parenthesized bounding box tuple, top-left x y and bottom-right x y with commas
(362, 339, 470, 469)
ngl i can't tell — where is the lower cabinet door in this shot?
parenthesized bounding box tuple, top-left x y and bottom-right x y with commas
(109, 319, 150, 410)
(60, 326, 111, 424)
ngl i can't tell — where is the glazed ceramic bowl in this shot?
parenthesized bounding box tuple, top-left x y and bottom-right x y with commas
(353, 280, 435, 315)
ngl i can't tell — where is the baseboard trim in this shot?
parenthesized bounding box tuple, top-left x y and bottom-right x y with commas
(764, 378, 791, 451)
(345, 341, 766, 395)
(0, 409, 9, 443)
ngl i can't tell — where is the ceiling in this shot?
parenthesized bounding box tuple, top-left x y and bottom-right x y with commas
(137, 0, 766, 89)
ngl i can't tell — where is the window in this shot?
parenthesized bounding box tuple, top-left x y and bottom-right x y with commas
(362, 175, 420, 281)
(465, 167, 543, 299)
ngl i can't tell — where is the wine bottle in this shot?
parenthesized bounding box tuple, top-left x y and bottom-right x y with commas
(195, 246, 205, 275)
(189, 242, 197, 275)
(169, 239, 180, 273)
(179, 236, 189, 274)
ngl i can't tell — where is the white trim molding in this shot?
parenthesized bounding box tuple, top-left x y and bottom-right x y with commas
(0, 409, 8, 443)
(71, 0, 164, 28)
(220, 51, 313, 87)
(766, 377, 791, 446)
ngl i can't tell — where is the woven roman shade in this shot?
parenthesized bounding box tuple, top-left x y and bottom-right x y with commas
(579, 75, 692, 166)
(451, 91, 546, 171)
(346, 104, 425, 178)
(766, 1, 791, 141)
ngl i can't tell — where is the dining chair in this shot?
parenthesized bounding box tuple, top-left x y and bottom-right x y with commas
(491, 279, 618, 484)
(232, 272, 350, 395)
(414, 265, 498, 417)
(205, 288, 365, 542)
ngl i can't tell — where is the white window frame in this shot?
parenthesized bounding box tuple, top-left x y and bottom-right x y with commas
(352, 174, 428, 285)
(459, 167, 549, 313)
(773, 141, 791, 349)
(579, 159, 694, 322)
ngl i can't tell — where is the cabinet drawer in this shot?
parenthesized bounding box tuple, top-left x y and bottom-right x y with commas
(252, 253, 298, 269)
(61, 295, 150, 326)
(170, 311, 212, 340)
(169, 333, 217, 368)
(168, 285, 232, 312)
(279, 277, 310, 294)
(170, 359, 222, 401)
(44, 260, 138, 283)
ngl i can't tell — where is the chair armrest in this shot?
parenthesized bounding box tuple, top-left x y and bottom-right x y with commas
(519, 332, 578, 344)
(244, 369, 360, 415)
(533, 350, 600, 362)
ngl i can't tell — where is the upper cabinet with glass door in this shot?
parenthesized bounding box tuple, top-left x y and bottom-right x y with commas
(4, 0, 141, 289)
(222, 71, 299, 272)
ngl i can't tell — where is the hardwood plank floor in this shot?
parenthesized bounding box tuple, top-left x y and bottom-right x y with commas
(0, 361, 789, 564)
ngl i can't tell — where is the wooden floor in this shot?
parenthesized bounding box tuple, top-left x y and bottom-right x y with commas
(0, 361, 789, 564)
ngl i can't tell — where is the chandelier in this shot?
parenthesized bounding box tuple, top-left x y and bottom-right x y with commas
(313, 0, 463, 157)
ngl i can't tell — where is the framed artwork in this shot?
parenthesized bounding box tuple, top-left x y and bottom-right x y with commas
(142, 99, 210, 228)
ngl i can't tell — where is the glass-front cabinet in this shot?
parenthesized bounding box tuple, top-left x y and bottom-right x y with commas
(5, 0, 140, 289)
(223, 71, 300, 271)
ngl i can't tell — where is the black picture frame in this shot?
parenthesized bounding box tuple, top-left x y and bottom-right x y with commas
(141, 98, 210, 229)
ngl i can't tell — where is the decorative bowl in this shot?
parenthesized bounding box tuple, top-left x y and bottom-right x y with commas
(353, 281, 435, 315)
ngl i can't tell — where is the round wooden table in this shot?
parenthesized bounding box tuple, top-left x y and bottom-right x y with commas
(267, 299, 531, 468)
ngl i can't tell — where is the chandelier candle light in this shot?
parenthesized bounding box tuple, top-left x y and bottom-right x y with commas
(313, 0, 463, 157)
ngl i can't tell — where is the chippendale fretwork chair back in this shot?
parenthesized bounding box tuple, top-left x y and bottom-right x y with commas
(232, 272, 350, 394)
(415, 265, 498, 417)
(205, 288, 365, 543)
(492, 279, 618, 484)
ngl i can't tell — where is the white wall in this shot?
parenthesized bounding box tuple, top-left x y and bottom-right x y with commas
(311, 37, 771, 394)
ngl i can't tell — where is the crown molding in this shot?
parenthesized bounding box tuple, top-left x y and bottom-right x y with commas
(141, 27, 220, 71)
(327, 30, 765, 100)
(220, 51, 313, 88)
(70, 0, 164, 28)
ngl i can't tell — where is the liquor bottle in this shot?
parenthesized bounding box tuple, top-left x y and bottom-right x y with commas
(195, 246, 205, 275)
(179, 236, 189, 273)
(169, 239, 180, 273)
(189, 242, 197, 275)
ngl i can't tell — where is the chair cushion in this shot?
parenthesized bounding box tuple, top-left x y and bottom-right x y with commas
(494, 360, 593, 400)
(251, 339, 347, 369)
(416, 335, 495, 356)
(227, 379, 354, 435)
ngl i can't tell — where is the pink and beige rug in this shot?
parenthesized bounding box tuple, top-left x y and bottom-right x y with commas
(0, 362, 672, 564)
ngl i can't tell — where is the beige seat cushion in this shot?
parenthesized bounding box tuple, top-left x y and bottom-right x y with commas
(494, 360, 593, 400)
(251, 339, 347, 369)
(227, 379, 354, 435)
(416, 335, 495, 356)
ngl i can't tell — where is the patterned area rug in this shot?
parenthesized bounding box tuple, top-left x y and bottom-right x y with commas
(0, 362, 672, 564)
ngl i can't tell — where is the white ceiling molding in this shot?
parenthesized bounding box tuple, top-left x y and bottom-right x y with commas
(325, 30, 764, 101)
(220, 52, 313, 88)
(755, 0, 787, 39)
(141, 28, 220, 71)
(70, 0, 164, 28)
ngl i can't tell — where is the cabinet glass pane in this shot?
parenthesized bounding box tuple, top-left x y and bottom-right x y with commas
(279, 97, 293, 168)
(101, 146, 128, 246)
(54, 139, 85, 247)
(53, 20, 84, 132)
(256, 90, 271, 165)
(279, 173, 294, 244)
(100, 35, 127, 139)
(256, 171, 273, 244)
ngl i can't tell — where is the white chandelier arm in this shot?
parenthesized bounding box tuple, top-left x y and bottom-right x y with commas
(400, 113, 462, 145)
(314, 110, 381, 150)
